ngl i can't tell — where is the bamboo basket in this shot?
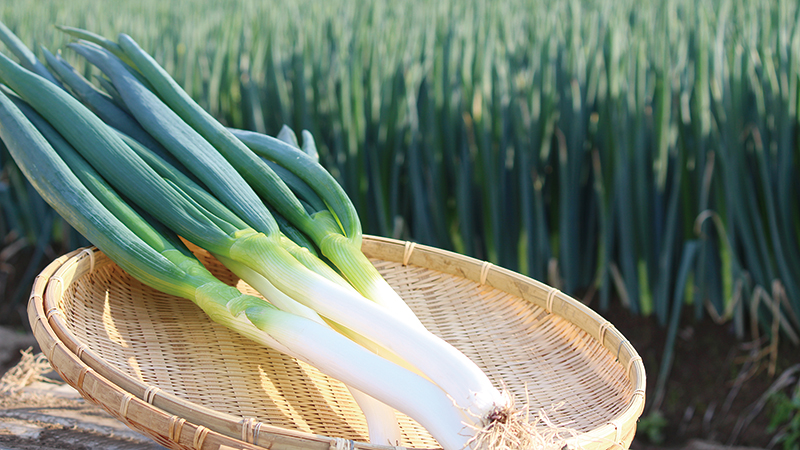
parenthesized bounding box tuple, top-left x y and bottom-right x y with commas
(28, 236, 645, 450)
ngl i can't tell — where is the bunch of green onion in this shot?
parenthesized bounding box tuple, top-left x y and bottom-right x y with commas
(0, 23, 528, 449)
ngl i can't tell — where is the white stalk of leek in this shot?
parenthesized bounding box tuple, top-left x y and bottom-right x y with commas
(230, 231, 508, 419)
(215, 254, 403, 445)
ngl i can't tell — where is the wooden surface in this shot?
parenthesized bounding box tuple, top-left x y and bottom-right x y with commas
(0, 377, 167, 450)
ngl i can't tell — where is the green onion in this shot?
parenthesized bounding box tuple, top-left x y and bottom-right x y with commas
(0, 31, 511, 446)
(63, 38, 509, 419)
(0, 71, 468, 450)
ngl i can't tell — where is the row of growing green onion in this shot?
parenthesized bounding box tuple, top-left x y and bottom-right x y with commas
(0, 21, 538, 450)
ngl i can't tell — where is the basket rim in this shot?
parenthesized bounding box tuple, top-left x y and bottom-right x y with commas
(28, 235, 646, 450)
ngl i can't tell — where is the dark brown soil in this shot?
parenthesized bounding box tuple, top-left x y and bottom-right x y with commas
(602, 303, 798, 449)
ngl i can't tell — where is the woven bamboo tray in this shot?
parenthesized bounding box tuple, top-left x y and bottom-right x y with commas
(28, 236, 645, 450)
